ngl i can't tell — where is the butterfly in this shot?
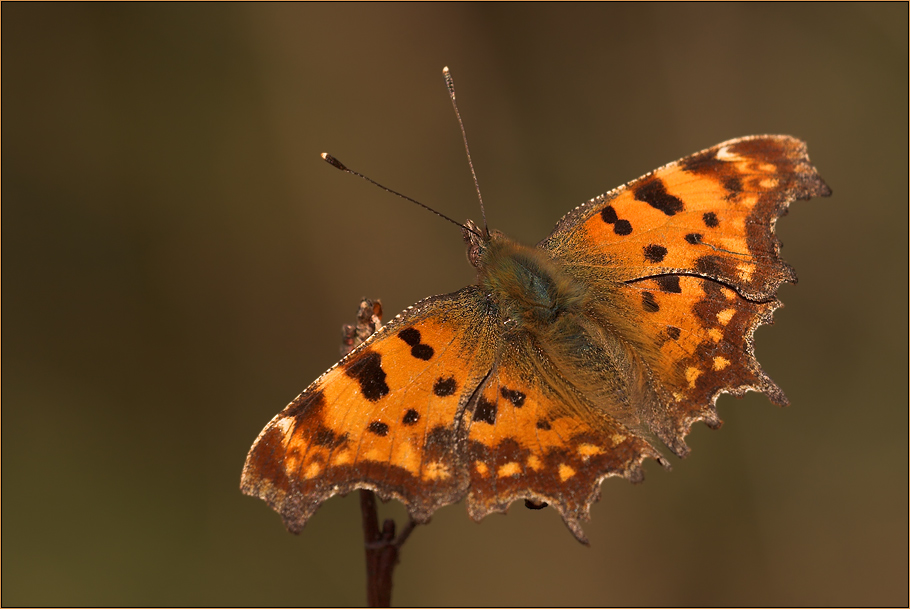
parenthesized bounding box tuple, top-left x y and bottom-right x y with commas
(240, 71, 830, 544)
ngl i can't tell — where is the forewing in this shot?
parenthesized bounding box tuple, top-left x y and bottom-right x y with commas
(542, 135, 831, 300)
(241, 287, 500, 532)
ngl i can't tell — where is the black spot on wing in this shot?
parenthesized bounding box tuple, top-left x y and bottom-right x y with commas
(500, 387, 526, 407)
(472, 396, 497, 425)
(368, 421, 389, 436)
(411, 344, 434, 360)
(433, 376, 457, 397)
(402, 409, 420, 425)
(398, 327, 421, 346)
(642, 291, 660, 313)
(633, 179, 684, 216)
(344, 350, 390, 402)
(643, 244, 668, 263)
(685, 233, 703, 245)
(655, 275, 682, 294)
(600, 205, 634, 236)
(666, 326, 681, 340)
(411, 344, 435, 361)
(398, 327, 434, 360)
(614, 219, 632, 235)
(702, 212, 719, 228)
(535, 419, 551, 431)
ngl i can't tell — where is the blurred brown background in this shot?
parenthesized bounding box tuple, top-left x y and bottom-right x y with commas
(4, 3, 907, 606)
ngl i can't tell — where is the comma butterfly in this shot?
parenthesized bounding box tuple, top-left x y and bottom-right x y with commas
(241, 68, 831, 544)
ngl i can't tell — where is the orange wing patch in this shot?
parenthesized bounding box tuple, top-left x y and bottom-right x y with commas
(241, 288, 500, 531)
(543, 135, 831, 300)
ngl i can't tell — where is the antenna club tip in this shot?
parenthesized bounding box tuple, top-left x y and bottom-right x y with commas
(443, 67, 455, 94)
(321, 152, 347, 171)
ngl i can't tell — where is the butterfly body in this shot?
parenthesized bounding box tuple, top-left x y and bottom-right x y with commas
(242, 134, 830, 543)
(472, 226, 661, 431)
(471, 228, 593, 329)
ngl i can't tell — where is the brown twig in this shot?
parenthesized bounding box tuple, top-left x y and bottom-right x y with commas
(359, 489, 417, 607)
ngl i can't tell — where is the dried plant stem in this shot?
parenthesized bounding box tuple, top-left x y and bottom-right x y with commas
(359, 490, 417, 607)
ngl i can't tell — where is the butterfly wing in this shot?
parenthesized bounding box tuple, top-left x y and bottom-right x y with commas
(542, 135, 831, 299)
(458, 330, 665, 543)
(540, 135, 831, 455)
(241, 287, 502, 532)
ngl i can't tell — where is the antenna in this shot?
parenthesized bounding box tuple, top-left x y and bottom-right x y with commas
(320, 153, 483, 238)
(443, 66, 488, 238)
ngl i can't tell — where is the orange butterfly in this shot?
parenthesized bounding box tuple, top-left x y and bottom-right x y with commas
(241, 69, 830, 544)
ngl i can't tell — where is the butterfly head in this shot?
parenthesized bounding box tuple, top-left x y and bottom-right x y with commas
(462, 218, 493, 269)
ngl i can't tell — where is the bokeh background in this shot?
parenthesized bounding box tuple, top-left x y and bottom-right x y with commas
(4, 3, 907, 606)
